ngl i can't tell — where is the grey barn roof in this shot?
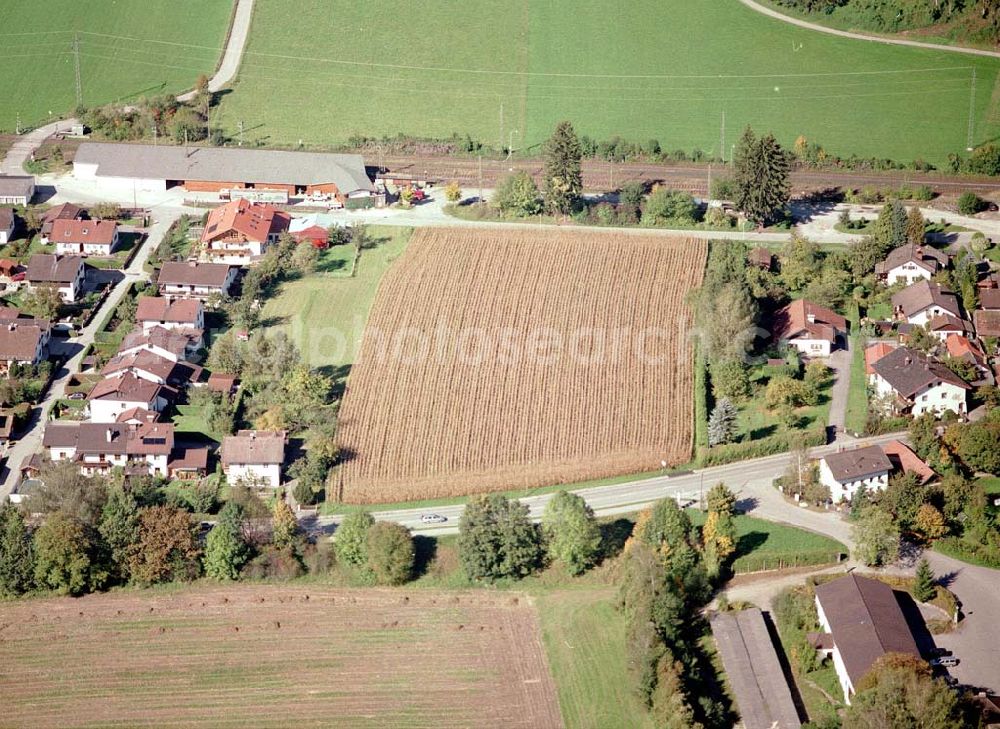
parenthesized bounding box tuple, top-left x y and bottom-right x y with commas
(74, 142, 374, 193)
(0, 175, 34, 196)
(710, 608, 802, 729)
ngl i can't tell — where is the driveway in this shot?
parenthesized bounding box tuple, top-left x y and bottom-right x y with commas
(825, 344, 852, 440)
(176, 0, 255, 100)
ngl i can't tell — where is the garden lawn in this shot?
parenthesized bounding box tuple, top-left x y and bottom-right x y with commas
(688, 510, 847, 573)
(0, 1, 232, 133)
(260, 227, 412, 371)
(844, 334, 869, 435)
(218, 0, 1000, 164)
(733, 364, 832, 444)
(172, 404, 221, 443)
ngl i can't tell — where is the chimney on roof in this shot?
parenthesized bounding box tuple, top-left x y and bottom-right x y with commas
(807, 312, 816, 324)
(904, 356, 911, 366)
(106, 429, 114, 443)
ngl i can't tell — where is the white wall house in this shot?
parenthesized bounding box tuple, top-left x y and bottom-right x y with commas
(222, 430, 286, 490)
(819, 446, 892, 503)
(885, 261, 933, 286)
(814, 595, 855, 703)
(869, 346, 970, 417)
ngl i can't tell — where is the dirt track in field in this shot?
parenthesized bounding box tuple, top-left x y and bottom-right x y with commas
(0, 585, 562, 728)
(336, 227, 706, 503)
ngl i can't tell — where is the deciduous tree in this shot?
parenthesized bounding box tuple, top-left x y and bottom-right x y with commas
(33, 513, 106, 595)
(845, 652, 962, 729)
(98, 486, 140, 583)
(126, 506, 201, 585)
(914, 504, 947, 540)
(541, 490, 602, 575)
(458, 494, 542, 582)
(493, 171, 542, 217)
(365, 521, 414, 585)
(204, 503, 251, 580)
(335, 511, 374, 567)
(852, 506, 900, 567)
(272, 498, 299, 550)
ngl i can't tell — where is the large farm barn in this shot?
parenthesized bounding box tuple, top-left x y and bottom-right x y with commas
(337, 228, 706, 503)
(72, 142, 375, 202)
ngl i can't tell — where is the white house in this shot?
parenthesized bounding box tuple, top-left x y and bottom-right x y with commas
(869, 346, 970, 417)
(42, 421, 175, 478)
(0, 319, 50, 375)
(157, 261, 237, 300)
(118, 326, 201, 363)
(87, 372, 174, 423)
(0, 208, 14, 245)
(891, 280, 961, 327)
(201, 199, 290, 266)
(875, 244, 948, 286)
(221, 430, 286, 489)
(772, 299, 849, 358)
(51, 219, 119, 257)
(812, 574, 920, 705)
(0, 176, 34, 206)
(819, 445, 893, 503)
(25, 254, 86, 303)
(135, 297, 204, 334)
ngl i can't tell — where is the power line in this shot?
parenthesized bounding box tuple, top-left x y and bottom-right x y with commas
(73, 32, 82, 108)
(967, 67, 977, 150)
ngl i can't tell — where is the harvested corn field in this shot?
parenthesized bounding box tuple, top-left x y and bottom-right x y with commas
(0, 585, 562, 729)
(337, 228, 707, 503)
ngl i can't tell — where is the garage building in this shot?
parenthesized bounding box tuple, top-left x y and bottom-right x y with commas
(73, 142, 375, 203)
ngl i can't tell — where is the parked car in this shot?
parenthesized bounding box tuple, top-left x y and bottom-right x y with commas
(420, 513, 447, 524)
(67, 392, 87, 401)
(931, 657, 960, 668)
(926, 647, 953, 659)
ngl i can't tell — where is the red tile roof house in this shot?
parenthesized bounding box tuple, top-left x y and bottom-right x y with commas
(946, 333, 993, 386)
(874, 244, 948, 286)
(221, 430, 287, 490)
(43, 421, 175, 478)
(157, 261, 237, 300)
(135, 297, 205, 335)
(0, 208, 15, 246)
(39, 203, 85, 243)
(812, 573, 920, 705)
(891, 280, 961, 327)
(864, 342, 896, 375)
(25, 253, 86, 303)
(0, 319, 51, 374)
(880, 439, 936, 485)
(772, 299, 848, 358)
(87, 371, 175, 423)
(869, 346, 970, 418)
(201, 199, 291, 266)
(51, 219, 119, 257)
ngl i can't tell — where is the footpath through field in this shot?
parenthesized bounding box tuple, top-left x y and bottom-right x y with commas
(739, 0, 1000, 59)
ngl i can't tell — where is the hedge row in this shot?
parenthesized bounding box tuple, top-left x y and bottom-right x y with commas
(696, 424, 827, 468)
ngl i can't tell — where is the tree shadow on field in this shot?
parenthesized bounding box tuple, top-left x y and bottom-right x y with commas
(599, 518, 635, 561)
(412, 535, 437, 579)
(736, 531, 769, 557)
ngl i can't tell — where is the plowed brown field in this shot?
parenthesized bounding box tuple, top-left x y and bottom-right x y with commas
(337, 228, 706, 503)
(0, 586, 562, 729)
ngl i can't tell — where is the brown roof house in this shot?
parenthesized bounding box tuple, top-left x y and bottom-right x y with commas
(864, 342, 895, 375)
(43, 421, 175, 478)
(772, 299, 848, 358)
(51, 219, 119, 257)
(39, 203, 85, 242)
(813, 574, 920, 704)
(201, 199, 291, 266)
(869, 346, 969, 417)
(25, 253, 86, 303)
(157, 261, 237, 300)
(927, 314, 975, 342)
(891, 280, 961, 327)
(747, 247, 775, 271)
(222, 430, 286, 490)
(818, 445, 893, 503)
(975, 310, 1000, 339)
(135, 297, 204, 334)
(87, 372, 175, 423)
(0, 319, 50, 374)
(119, 325, 201, 363)
(880, 440, 936, 485)
(101, 348, 203, 388)
(0, 175, 34, 206)
(875, 244, 948, 286)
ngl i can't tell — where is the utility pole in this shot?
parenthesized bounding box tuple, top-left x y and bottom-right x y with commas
(238, 120, 244, 147)
(152, 122, 157, 145)
(967, 67, 978, 151)
(478, 154, 483, 204)
(707, 163, 712, 200)
(609, 160, 614, 190)
(499, 99, 504, 157)
(73, 32, 83, 108)
(720, 110, 726, 163)
(15, 112, 20, 136)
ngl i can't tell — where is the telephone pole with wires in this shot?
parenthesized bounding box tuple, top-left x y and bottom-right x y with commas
(720, 110, 726, 163)
(72, 32, 83, 108)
